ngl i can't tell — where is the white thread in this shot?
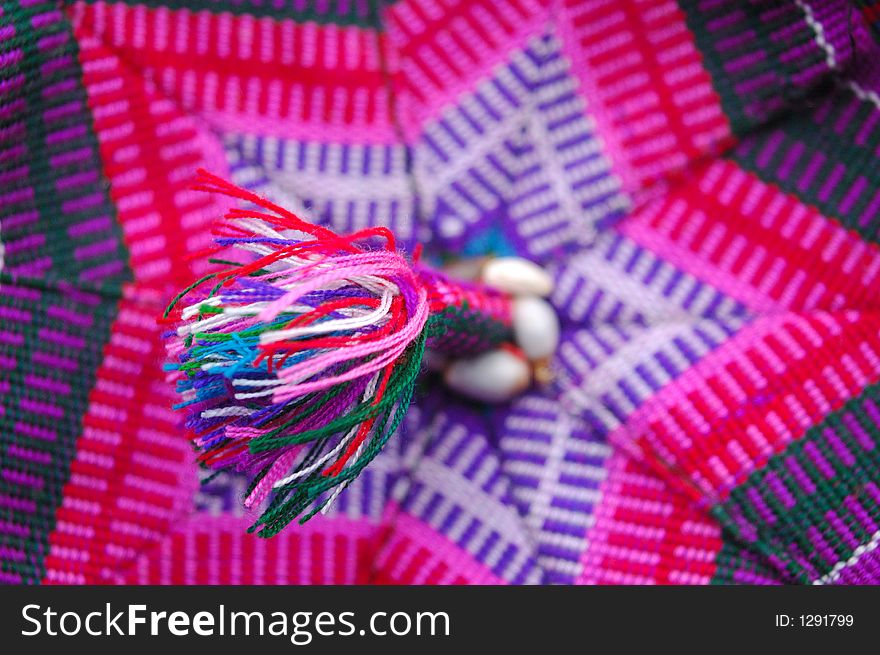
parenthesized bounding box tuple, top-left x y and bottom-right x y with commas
(271, 371, 382, 489)
(814, 529, 880, 584)
(201, 406, 254, 419)
(260, 288, 394, 344)
(848, 79, 880, 111)
(795, 0, 839, 70)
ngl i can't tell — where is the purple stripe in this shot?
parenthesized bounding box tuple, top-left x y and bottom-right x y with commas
(18, 398, 64, 419)
(838, 176, 867, 215)
(843, 496, 878, 536)
(830, 539, 880, 584)
(784, 455, 816, 495)
(806, 525, 839, 566)
(24, 373, 71, 395)
(826, 509, 861, 550)
(0, 493, 37, 513)
(46, 305, 94, 327)
(37, 327, 85, 349)
(7, 444, 52, 466)
(845, 407, 877, 452)
(803, 441, 835, 479)
(823, 425, 856, 467)
(2, 468, 44, 490)
(0, 305, 31, 322)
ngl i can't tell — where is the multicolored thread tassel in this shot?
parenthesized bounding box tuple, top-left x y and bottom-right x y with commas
(163, 171, 513, 534)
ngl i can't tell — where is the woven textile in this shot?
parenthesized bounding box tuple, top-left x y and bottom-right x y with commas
(2, 0, 880, 585)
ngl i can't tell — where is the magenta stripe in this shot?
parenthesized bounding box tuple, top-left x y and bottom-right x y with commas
(18, 398, 64, 419)
(24, 373, 71, 395)
(803, 442, 835, 480)
(0, 305, 31, 322)
(746, 487, 776, 525)
(5, 232, 45, 254)
(0, 546, 26, 562)
(55, 283, 101, 306)
(46, 304, 93, 327)
(764, 470, 796, 509)
(40, 53, 74, 77)
(67, 215, 112, 238)
(44, 99, 82, 124)
(0, 493, 37, 513)
(784, 455, 816, 495)
(37, 327, 85, 349)
(0, 331, 24, 346)
(807, 525, 839, 566)
(853, 402, 880, 451)
(0, 284, 39, 302)
(2, 208, 38, 229)
(843, 496, 878, 536)
(37, 30, 68, 51)
(13, 421, 56, 442)
(0, 572, 22, 585)
(825, 509, 860, 550)
(7, 444, 52, 466)
(30, 9, 62, 29)
(49, 145, 93, 168)
(2, 468, 45, 490)
(822, 426, 856, 467)
(41, 77, 78, 101)
(32, 350, 78, 372)
(0, 519, 34, 539)
(74, 237, 119, 260)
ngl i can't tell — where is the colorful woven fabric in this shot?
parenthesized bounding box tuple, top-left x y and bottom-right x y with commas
(3, 0, 880, 585)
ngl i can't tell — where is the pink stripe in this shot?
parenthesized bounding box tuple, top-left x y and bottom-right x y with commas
(617, 218, 783, 313)
(379, 512, 507, 584)
(395, 24, 544, 141)
(605, 312, 791, 463)
(120, 513, 381, 585)
(557, 12, 641, 194)
(202, 110, 400, 145)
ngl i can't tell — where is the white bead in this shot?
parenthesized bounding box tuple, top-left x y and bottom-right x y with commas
(443, 349, 531, 403)
(512, 296, 560, 361)
(481, 257, 554, 297)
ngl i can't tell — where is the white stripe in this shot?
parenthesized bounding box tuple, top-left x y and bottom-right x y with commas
(814, 529, 880, 585)
(795, 0, 839, 70)
(847, 79, 880, 111)
(201, 406, 253, 419)
(260, 288, 394, 344)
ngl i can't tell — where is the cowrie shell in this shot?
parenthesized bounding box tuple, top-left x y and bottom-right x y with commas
(512, 296, 560, 361)
(481, 257, 553, 297)
(443, 348, 531, 403)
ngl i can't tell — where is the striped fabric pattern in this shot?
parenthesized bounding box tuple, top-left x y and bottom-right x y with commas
(3, 0, 880, 586)
(0, 1, 127, 284)
(0, 0, 128, 585)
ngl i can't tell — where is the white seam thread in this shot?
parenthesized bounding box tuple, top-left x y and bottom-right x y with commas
(814, 529, 880, 584)
(795, 0, 839, 70)
(847, 78, 880, 111)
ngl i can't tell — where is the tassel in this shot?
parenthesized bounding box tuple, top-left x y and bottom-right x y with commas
(163, 170, 513, 535)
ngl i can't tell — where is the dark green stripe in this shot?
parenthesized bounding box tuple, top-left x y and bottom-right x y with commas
(2, 1, 130, 284)
(712, 382, 880, 584)
(0, 1, 130, 584)
(68, 0, 391, 28)
(730, 86, 880, 245)
(0, 277, 121, 584)
(679, 0, 829, 135)
(710, 537, 785, 585)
